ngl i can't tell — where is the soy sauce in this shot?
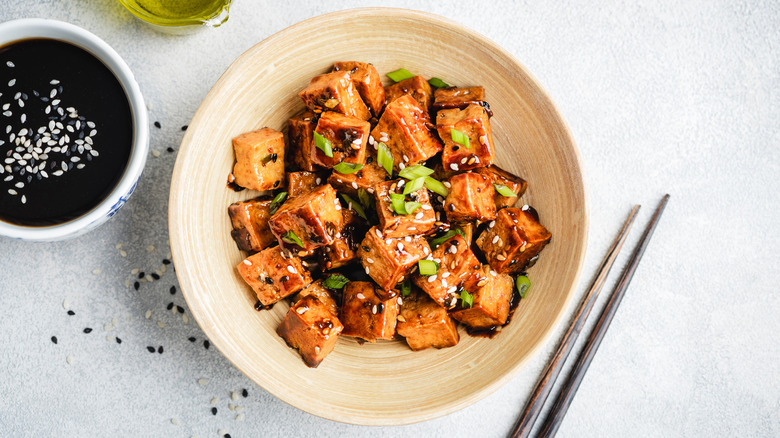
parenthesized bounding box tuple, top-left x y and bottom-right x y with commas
(0, 39, 132, 226)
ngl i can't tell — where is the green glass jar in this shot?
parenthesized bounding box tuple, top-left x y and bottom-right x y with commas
(118, 0, 231, 34)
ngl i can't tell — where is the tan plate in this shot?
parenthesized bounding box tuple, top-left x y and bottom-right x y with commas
(169, 7, 588, 426)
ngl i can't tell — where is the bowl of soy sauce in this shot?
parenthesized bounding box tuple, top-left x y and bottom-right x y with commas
(0, 19, 148, 241)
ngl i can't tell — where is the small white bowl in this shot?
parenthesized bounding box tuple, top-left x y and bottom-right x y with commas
(0, 18, 148, 241)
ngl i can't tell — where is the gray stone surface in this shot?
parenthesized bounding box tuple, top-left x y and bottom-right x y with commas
(1, 1, 778, 437)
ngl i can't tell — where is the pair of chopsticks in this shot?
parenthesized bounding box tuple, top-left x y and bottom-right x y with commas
(510, 194, 670, 438)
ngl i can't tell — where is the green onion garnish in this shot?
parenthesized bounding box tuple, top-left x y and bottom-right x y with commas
(282, 230, 304, 248)
(377, 142, 393, 176)
(333, 162, 363, 174)
(323, 274, 350, 290)
(424, 176, 449, 197)
(268, 191, 288, 215)
(358, 188, 371, 209)
(450, 128, 470, 149)
(340, 193, 367, 220)
(404, 201, 421, 214)
(430, 228, 465, 248)
(428, 77, 450, 88)
(494, 184, 516, 197)
(387, 68, 414, 83)
(399, 164, 435, 180)
(418, 259, 439, 276)
(314, 131, 333, 158)
(460, 289, 474, 308)
(401, 280, 411, 296)
(390, 193, 407, 215)
(516, 275, 531, 299)
(402, 176, 426, 195)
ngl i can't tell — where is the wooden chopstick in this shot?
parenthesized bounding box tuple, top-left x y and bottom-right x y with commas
(535, 194, 670, 438)
(510, 204, 642, 438)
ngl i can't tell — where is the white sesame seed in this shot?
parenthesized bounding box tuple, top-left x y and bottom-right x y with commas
(423, 247, 429, 255)
(211, 398, 218, 405)
(372, 305, 378, 314)
(242, 259, 251, 266)
(351, 181, 358, 189)
(442, 272, 451, 278)
(492, 235, 500, 244)
(385, 238, 392, 245)
(427, 275, 438, 283)
(415, 212, 424, 220)
(356, 293, 365, 300)
(6, 61, 13, 67)
(421, 204, 431, 210)
(66, 356, 73, 365)
(450, 164, 459, 171)
(522, 204, 530, 211)
(152, 150, 160, 158)
(489, 220, 496, 228)
(334, 203, 341, 211)
(460, 157, 467, 164)
(50, 79, 60, 85)
(365, 266, 370, 275)
(8, 79, 15, 87)
(366, 258, 374, 264)
(236, 413, 245, 421)
(145, 310, 152, 319)
(197, 378, 208, 386)
(403, 154, 409, 162)
(490, 270, 497, 276)
(399, 163, 405, 170)
(404, 236, 411, 242)
(157, 321, 165, 328)
(287, 265, 296, 274)
(375, 229, 382, 238)
(7, 189, 17, 195)
(92, 268, 102, 275)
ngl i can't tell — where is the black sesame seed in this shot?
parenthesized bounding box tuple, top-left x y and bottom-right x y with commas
(448, 203, 455, 212)
(280, 275, 289, 283)
(116, 337, 122, 344)
(147, 346, 156, 353)
(188, 337, 196, 342)
(133, 281, 140, 291)
(211, 407, 217, 415)
(273, 180, 280, 188)
(242, 388, 248, 397)
(166, 147, 174, 153)
(203, 340, 210, 350)
(157, 346, 163, 354)
(163, 259, 171, 265)
(83, 328, 92, 334)
(181, 125, 188, 131)
(271, 153, 278, 162)
(151, 273, 160, 280)
(51, 336, 58, 344)
(167, 302, 174, 310)
(177, 306, 184, 314)
(254, 301, 264, 311)
(377, 303, 384, 313)
(67, 310, 75, 316)
(225, 434, 231, 438)
(264, 277, 274, 285)
(362, 245, 371, 252)
(154, 121, 161, 128)
(170, 286, 176, 295)
(138, 272, 145, 279)
(453, 146, 460, 151)
(366, 156, 374, 164)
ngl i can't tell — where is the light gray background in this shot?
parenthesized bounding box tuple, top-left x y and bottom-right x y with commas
(1, 1, 778, 437)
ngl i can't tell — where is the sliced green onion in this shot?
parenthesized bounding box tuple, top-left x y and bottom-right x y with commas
(494, 184, 516, 197)
(261, 153, 278, 164)
(516, 275, 531, 299)
(399, 164, 435, 180)
(402, 176, 426, 195)
(314, 131, 333, 158)
(387, 68, 414, 83)
(430, 228, 465, 248)
(428, 77, 450, 88)
(450, 128, 470, 149)
(424, 176, 449, 197)
(268, 191, 288, 215)
(377, 142, 393, 176)
(418, 259, 439, 276)
(460, 289, 474, 308)
(390, 193, 407, 215)
(358, 188, 372, 209)
(404, 201, 421, 214)
(401, 280, 411, 296)
(282, 230, 304, 248)
(333, 162, 363, 174)
(323, 274, 350, 290)
(340, 193, 367, 220)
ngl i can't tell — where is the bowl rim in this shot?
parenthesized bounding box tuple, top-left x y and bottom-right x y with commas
(170, 6, 589, 425)
(0, 18, 148, 241)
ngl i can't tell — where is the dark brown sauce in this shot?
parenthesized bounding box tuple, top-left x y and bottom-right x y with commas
(254, 300, 274, 311)
(465, 289, 522, 339)
(226, 173, 245, 191)
(0, 39, 132, 226)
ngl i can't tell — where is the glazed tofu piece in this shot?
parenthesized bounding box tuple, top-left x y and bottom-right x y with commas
(237, 246, 313, 306)
(268, 184, 343, 251)
(444, 172, 497, 222)
(287, 171, 325, 199)
(437, 104, 495, 171)
(357, 226, 432, 295)
(432, 86, 492, 117)
(412, 235, 482, 308)
(231, 128, 285, 191)
(476, 207, 552, 274)
(374, 179, 436, 237)
(227, 196, 276, 253)
(277, 295, 343, 368)
(294, 279, 339, 317)
(397, 289, 459, 351)
(311, 111, 370, 169)
(299, 71, 371, 121)
(333, 61, 385, 117)
(340, 281, 400, 342)
(451, 266, 514, 329)
(286, 111, 317, 172)
(385, 75, 433, 113)
(317, 209, 368, 270)
(328, 157, 388, 197)
(370, 95, 442, 171)
(475, 165, 528, 209)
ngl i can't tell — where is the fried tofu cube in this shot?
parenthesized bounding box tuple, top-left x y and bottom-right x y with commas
(237, 246, 313, 306)
(299, 71, 371, 120)
(412, 235, 482, 308)
(397, 289, 459, 351)
(475, 165, 528, 209)
(357, 226, 432, 294)
(432, 86, 492, 116)
(370, 95, 442, 171)
(340, 281, 399, 342)
(268, 184, 343, 251)
(231, 128, 285, 191)
(327, 158, 388, 197)
(385, 75, 433, 113)
(476, 207, 552, 274)
(287, 171, 326, 199)
(374, 179, 436, 237)
(311, 111, 370, 169)
(437, 104, 495, 171)
(294, 279, 339, 317)
(228, 196, 277, 253)
(333, 61, 385, 117)
(444, 172, 497, 222)
(317, 209, 367, 270)
(277, 295, 343, 368)
(287, 111, 318, 171)
(451, 266, 514, 328)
